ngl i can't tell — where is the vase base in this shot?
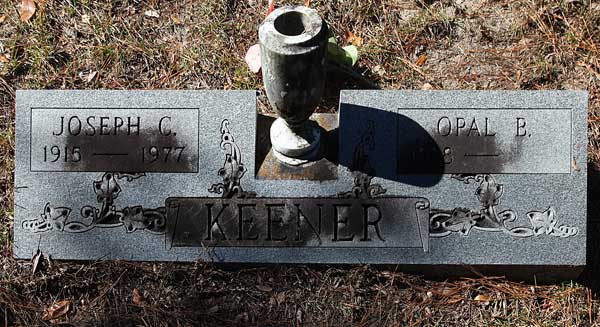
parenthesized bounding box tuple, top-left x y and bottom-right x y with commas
(270, 117, 321, 165)
(272, 144, 320, 166)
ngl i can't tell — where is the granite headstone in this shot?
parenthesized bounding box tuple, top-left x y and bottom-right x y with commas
(337, 90, 587, 279)
(14, 90, 587, 279)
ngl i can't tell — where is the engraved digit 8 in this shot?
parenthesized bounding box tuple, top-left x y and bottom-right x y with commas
(443, 147, 453, 164)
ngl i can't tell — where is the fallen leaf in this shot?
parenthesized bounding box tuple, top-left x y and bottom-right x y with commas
(268, 295, 277, 305)
(421, 82, 433, 90)
(424, 306, 432, 316)
(0, 54, 8, 64)
(207, 305, 219, 314)
(415, 54, 427, 66)
(304, 0, 311, 6)
(132, 288, 145, 305)
(275, 291, 286, 304)
(542, 299, 556, 309)
(144, 9, 159, 18)
(20, 0, 36, 22)
(447, 297, 463, 304)
(235, 312, 249, 323)
(86, 71, 97, 83)
(342, 45, 359, 66)
(81, 14, 90, 24)
(474, 294, 491, 302)
(373, 65, 386, 77)
(439, 287, 455, 296)
(267, 0, 275, 16)
(42, 300, 71, 321)
(170, 15, 182, 24)
(572, 158, 580, 172)
(327, 37, 359, 67)
(44, 253, 52, 269)
(245, 43, 261, 73)
(31, 250, 42, 275)
(78, 70, 97, 83)
(345, 30, 363, 47)
(256, 285, 273, 292)
(0, 15, 6, 24)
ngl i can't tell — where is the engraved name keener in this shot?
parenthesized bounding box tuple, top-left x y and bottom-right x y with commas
(166, 197, 430, 250)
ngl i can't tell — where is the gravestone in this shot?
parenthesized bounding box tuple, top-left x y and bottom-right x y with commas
(14, 89, 587, 280)
(338, 90, 587, 279)
(14, 90, 257, 261)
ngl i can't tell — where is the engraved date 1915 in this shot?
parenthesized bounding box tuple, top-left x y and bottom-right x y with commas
(42, 145, 81, 163)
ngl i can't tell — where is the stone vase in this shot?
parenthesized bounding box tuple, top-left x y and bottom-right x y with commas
(259, 6, 328, 165)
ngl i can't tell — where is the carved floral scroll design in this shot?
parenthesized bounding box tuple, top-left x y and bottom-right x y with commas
(22, 172, 166, 234)
(430, 174, 578, 238)
(339, 120, 386, 199)
(209, 119, 256, 199)
(23, 119, 253, 235)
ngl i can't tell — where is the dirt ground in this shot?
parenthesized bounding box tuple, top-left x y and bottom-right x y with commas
(1, 0, 600, 325)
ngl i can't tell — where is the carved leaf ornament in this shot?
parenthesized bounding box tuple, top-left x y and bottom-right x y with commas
(209, 119, 256, 198)
(23, 172, 164, 234)
(430, 174, 578, 238)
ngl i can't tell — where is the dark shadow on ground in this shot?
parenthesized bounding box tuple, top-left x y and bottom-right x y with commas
(578, 163, 600, 294)
(318, 64, 380, 113)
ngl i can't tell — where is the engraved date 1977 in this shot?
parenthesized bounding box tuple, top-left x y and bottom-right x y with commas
(140, 146, 186, 163)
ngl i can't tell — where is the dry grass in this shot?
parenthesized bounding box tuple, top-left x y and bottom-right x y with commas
(0, 260, 598, 326)
(0, 0, 599, 325)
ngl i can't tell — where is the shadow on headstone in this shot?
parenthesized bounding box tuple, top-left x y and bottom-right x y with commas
(338, 104, 444, 187)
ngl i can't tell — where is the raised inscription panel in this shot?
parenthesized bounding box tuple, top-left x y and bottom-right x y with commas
(396, 108, 571, 174)
(30, 108, 199, 172)
(166, 197, 429, 250)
